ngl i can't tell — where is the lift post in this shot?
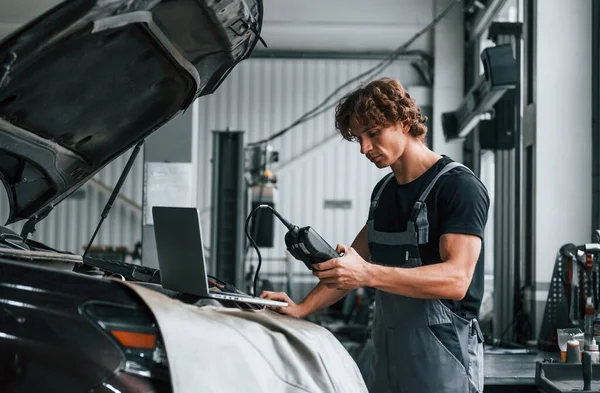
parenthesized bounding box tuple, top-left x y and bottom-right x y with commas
(210, 130, 246, 288)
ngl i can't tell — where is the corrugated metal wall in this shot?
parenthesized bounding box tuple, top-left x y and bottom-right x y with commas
(0, 57, 422, 285)
(193, 57, 422, 291)
(0, 152, 144, 255)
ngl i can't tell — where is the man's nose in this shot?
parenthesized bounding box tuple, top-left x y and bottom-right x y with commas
(360, 139, 372, 155)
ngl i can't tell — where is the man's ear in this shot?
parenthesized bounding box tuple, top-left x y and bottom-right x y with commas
(400, 121, 411, 134)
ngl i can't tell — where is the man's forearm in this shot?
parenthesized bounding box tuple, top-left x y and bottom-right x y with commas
(368, 260, 470, 301)
(298, 283, 349, 317)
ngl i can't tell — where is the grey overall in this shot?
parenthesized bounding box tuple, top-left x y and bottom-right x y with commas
(365, 161, 484, 393)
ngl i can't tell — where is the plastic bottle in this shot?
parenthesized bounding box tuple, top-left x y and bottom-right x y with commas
(585, 297, 596, 346)
(585, 337, 600, 364)
(567, 339, 582, 363)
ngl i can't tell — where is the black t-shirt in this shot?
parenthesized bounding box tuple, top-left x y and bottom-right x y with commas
(369, 156, 490, 320)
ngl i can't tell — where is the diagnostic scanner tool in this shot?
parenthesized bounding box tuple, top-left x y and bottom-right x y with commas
(284, 225, 341, 270)
(247, 205, 340, 271)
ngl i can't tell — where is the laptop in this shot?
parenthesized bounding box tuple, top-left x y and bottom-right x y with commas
(152, 206, 287, 308)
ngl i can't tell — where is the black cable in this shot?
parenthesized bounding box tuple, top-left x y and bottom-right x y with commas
(492, 289, 533, 348)
(243, 148, 267, 270)
(245, 204, 296, 296)
(243, 184, 263, 293)
(242, 145, 268, 293)
(252, 101, 340, 147)
(207, 274, 227, 285)
(245, 207, 264, 296)
(498, 319, 517, 345)
(247, 0, 463, 147)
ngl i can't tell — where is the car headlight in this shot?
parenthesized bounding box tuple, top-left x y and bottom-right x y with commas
(81, 300, 169, 381)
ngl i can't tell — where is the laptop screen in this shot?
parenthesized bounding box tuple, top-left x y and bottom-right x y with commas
(152, 206, 210, 297)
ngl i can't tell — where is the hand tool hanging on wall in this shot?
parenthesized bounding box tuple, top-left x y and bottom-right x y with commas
(580, 255, 588, 322)
(592, 255, 600, 310)
(562, 244, 582, 324)
(586, 252, 594, 305)
(573, 260, 580, 324)
(585, 243, 600, 310)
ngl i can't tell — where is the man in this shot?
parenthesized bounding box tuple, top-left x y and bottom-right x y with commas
(260, 77, 490, 393)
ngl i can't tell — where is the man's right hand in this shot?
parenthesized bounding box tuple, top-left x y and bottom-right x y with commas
(260, 226, 369, 320)
(259, 291, 306, 318)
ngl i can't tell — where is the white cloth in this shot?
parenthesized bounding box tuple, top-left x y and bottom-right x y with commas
(120, 282, 369, 393)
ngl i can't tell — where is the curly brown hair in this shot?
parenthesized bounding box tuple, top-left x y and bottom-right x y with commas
(334, 77, 428, 143)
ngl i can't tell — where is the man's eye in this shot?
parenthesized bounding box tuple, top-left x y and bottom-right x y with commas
(368, 131, 379, 137)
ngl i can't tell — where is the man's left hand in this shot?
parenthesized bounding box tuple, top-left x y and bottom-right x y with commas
(312, 244, 373, 290)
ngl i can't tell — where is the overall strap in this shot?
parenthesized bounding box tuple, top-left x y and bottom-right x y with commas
(408, 162, 470, 244)
(417, 161, 466, 202)
(368, 172, 395, 221)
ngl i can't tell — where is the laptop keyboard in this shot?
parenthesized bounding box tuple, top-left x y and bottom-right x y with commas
(211, 290, 253, 298)
(83, 256, 162, 284)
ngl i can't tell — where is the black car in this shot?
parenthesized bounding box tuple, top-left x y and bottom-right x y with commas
(0, 1, 370, 392)
(0, 0, 262, 391)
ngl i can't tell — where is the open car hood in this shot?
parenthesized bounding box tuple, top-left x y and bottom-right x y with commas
(0, 0, 263, 225)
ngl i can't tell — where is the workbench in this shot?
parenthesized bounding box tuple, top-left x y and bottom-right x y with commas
(484, 350, 558, 392)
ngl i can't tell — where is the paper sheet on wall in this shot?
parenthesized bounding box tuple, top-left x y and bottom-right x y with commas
(143, 162, 194, 225)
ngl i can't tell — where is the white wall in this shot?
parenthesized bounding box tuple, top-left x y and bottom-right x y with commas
(0, 0, 464, 280)
(432, 0, 464, 162)
(0, 0, 435, 54)
(190, 57, 421, 297)
(534, 1, 592, 285)
(260, 0, 434, 53)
